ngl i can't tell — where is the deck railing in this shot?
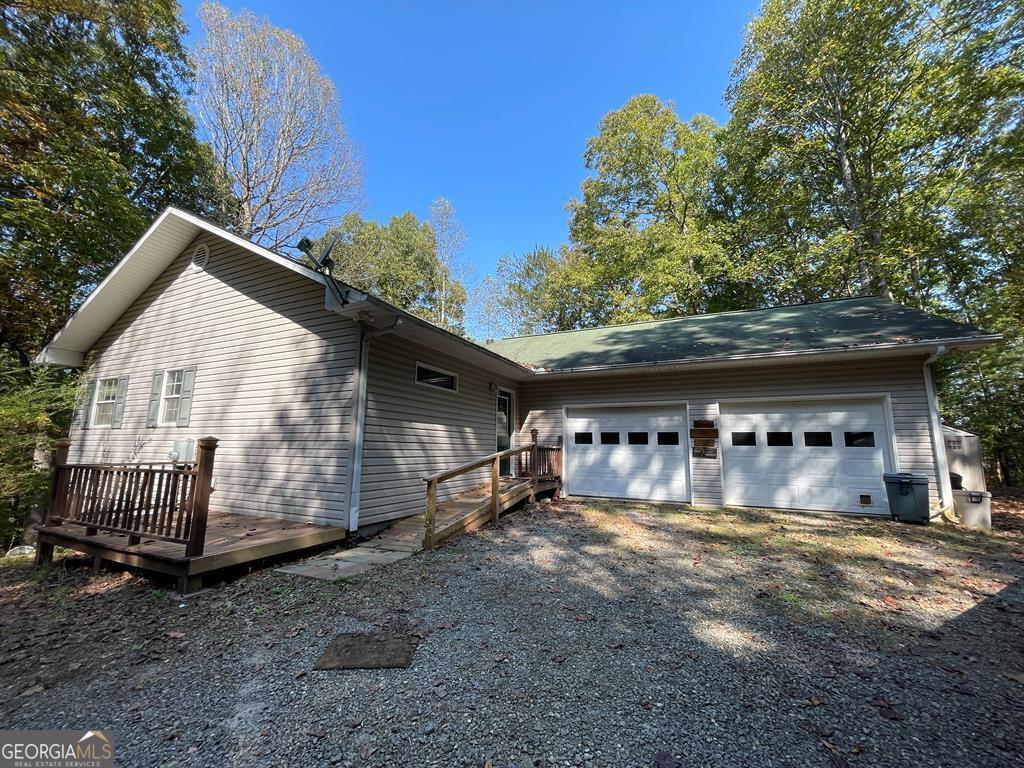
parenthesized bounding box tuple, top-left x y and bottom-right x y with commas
(39, 436, 219, 559)
(423, 429, 561, 544)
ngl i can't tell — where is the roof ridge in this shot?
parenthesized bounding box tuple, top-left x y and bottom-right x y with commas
(487, 294, 883, 344)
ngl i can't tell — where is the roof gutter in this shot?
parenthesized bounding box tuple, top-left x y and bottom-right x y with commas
(922, 345, 954, 513)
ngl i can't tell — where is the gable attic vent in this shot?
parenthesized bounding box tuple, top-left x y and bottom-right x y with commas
(190, 243, 210, 272)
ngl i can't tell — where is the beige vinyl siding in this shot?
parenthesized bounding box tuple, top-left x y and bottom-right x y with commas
(69, 232, 358, 526)
(358, 334, 517, 526)
(517, 355, 940, 507)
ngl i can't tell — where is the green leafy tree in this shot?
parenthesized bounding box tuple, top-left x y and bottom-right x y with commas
(567, 96, 738, 322)
(316, 212, 467, 333)
(0, 352, 77, 546)
(0, 0, 234, 364)
(722, 0, 1019, 307)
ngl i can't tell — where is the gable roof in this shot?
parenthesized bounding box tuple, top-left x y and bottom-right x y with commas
(34, 207, 532, 379)
(484, 297, 1000, 374)
(35, 207, 332, 367)
(37, 207, 999, 377)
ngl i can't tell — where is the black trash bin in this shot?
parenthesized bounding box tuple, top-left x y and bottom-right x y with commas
(882, 472, 930, 524)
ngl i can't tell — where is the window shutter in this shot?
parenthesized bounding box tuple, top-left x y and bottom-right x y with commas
(146, 371, 163, 428)
(111, 376, 129, 429)
(79, 379, 97, 430)
(176, 367, 197, 427)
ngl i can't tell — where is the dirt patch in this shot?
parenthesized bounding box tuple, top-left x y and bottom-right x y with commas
(313, 632, 419, 670)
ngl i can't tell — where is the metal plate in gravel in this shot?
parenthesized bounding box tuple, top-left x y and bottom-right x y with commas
(313, 632, 418, 670)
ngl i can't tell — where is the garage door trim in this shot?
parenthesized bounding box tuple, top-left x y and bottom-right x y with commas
(561, 401, 692, 503)
(716, 392, 900, 513)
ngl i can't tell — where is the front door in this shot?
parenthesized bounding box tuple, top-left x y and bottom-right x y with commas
(496, 390, 513, 475)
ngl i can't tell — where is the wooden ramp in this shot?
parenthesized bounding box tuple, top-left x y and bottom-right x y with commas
(375, 476, 557, 551)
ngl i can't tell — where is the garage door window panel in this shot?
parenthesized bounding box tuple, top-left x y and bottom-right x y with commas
(627, 432, 648, 445)
(574, 432, 593, 445)
(600, 432, 620, 445)
(657, 432, 679, 445)
(731, 431, 757, 446)
(804, 431, 833, 447)
(844, 431, 876, 448)
(766, 432, 793, 446)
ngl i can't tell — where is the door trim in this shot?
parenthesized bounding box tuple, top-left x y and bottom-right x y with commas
(561, 400, 692, 504)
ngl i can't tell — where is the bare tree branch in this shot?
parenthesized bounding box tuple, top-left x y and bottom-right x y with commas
(192, 2, 363, 250)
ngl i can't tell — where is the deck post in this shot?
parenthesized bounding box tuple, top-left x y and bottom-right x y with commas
(490, 456, 500, 523)
(424, 478, 438, 548)
(185, 436, 218, 558)
(529, 429, 539, 503)
(35, 438, 72, 566)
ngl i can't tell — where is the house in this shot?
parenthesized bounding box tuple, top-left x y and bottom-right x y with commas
(34, 208, 1000, 585)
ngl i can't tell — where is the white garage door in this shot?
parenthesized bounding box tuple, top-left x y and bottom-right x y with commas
(720, 400, 892, 515)
(565, 406, 689, 502)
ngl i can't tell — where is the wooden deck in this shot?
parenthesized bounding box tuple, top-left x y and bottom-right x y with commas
(377, 475, 560, 551)
(37, 510, 347, 592)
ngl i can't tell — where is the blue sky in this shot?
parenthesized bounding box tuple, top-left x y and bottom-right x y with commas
(180, 1, 759, 291)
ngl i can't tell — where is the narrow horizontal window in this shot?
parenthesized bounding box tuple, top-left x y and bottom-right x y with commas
(657, 431, 680, 446)
(415, 363, 457, 392)
(627, 432, 649, 445)
(844, 431, 875, 448)
(804, 431, 833, 447)
(766, 431, 793, 447)
(731, 431, 756, 447)
(92, 377, 119, 427)
(600, 432, 620, 445)
(574, 431, 593, 445)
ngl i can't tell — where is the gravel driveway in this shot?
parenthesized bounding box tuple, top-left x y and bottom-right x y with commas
(3, 499, 1023, 767)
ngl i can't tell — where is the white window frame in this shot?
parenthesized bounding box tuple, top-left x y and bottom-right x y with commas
(91, 377, 120, 428)
(158, 368, 186, 426)
(414, 362, 459, 394)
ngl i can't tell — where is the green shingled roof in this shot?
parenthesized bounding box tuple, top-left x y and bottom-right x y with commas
(484, 297, 996, 371)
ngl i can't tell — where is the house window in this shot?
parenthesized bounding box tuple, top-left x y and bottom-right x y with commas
(766, 431, 793, 446)
(945, 438, 963, 452)
(574, 432, 593, 445)
(657, 431, 680, 446)
(159, 369, 186, 424)
(804, 431, 833, 447)
(600, 432, 620, 445)
(92, 378, 120, 427)
(731, 431, 757, 446)
(627, 432, 649, 445)
(415, 363, 458, 392)
(844, 431, 875, 448)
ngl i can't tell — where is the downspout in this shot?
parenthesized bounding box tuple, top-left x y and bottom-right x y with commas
(344, 317, 402, 532)
(922, 345, 953, 514)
